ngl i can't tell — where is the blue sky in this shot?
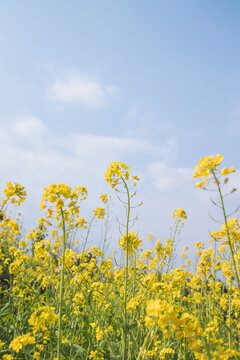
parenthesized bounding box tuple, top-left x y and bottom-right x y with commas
(0, 1, 239, 258)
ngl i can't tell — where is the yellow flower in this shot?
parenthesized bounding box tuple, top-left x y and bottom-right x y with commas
(118, 232, 142, 254)
(95, 326, 104, 340)
(33, 352, 41, 359)
(9, 333, 35, 353)
(19, 240, 28, 248)
(193, 154, 223, 179)
(159, 348, 175, 359)
(76, 217, 87, 228)
(89, 350, 105, 360)
(2, 355, 14, 360)
(172, 208, 187, 220)
(105, 161, 139, 190)
(221, 167, 235, 175)
(195, 179, 208, 188)
(28, 306, 58, 334)
(127, 295, 141, 311)
(93, 206, 106, 219)
(100, 193, 108, 204)
(3, 182, 26, 205)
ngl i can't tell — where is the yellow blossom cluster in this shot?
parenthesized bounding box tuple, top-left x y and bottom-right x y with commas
(40, 183, 87, 214)
(93, 206, 106, 219)
(118, 231, 142, 254)
(104, 161, 140, 189)
(9, 333, 35, 353)
(2, 181, 26, 207)
(28, 306, 58, 334)
(100, 193, 108, 204)
(172, 208, 187, 220)
(89, 350, 105, 360)
(193, 154, 224, 179)
(193, 154, 236, 188)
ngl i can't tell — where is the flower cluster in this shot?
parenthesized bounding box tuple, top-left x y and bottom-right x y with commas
(118, 231, 142, 254)
(104, 161, 140, 189)
(2, 181, 26, 208)
(28, 306, 58, 334)
(41, 184, 87, 210)
(172, 208, 187, 220)
(93, 206, 106, 219)
(193, 154, 224, 179)
(193, 154, 236, 188)
(9, 333, 35, 353)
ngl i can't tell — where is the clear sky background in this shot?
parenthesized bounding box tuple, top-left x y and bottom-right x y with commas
(0, 1, 239, 259)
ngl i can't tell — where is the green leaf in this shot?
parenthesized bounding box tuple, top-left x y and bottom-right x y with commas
(0, 303, 12, 319)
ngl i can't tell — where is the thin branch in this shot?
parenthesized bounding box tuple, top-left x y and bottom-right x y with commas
(208, 211, 223, 224)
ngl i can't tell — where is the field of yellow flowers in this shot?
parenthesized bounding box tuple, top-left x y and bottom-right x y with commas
(0, 155, 240, 360)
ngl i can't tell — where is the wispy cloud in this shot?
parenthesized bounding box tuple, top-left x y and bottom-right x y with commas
(0, 115, 180, 230)
(147, 161, 192, 190)
(13, 116, 48, 139)
(48, 72, 119, 108)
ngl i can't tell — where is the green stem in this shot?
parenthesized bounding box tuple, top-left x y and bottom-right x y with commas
(57, 208, 66, 360)
(228, 282, 232, 349)
(136, 324, 155, 360)
(83, 216, 95, 251)
(133, 253, 136, 298)
(211, 241, 217, 320)
(101, 202, 111, 257)
(184, 336, 187, 360)
(23, 349, 28, 360)
(122, 177, 131, 360)
(212, 171, 240, 294)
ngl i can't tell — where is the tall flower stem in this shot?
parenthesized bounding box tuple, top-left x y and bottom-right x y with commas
(83, 216, 95, 251)
(212, 171, 240, 294)
(57, 208, 66, 360)
(122, 177, 131, 360)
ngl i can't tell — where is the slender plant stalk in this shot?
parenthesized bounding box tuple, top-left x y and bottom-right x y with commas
(184, 336, 187, 360)
(122, 177, 131, 360)
(57, 208, 66, 360)
(83, 216, 95, 251)
(136, 324, 155, 360)
(133, 252, 136, 298)
(211, 241, 217, 319)
(228, 282, 232, 349)
(212, 171, 240, 294)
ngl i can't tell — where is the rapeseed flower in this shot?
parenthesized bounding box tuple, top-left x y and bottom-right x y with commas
(118, 232, 142, 254)
(9, 333, 35, 353)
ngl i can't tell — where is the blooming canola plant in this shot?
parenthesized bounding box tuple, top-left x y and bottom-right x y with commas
(0, 155, 239, 360)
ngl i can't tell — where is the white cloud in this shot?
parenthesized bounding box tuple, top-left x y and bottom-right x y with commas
(48, 72, 119, 108)
(0, 127, 11, 142)
(0, 118, 181, 232)
(13, 116, 48, 139)
(148, 161, 192, 190)
(69, 133, 154, 157)
(157, 137, 178, 162)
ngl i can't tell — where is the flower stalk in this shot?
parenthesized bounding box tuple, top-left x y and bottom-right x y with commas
(57, 208, 66, 360)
